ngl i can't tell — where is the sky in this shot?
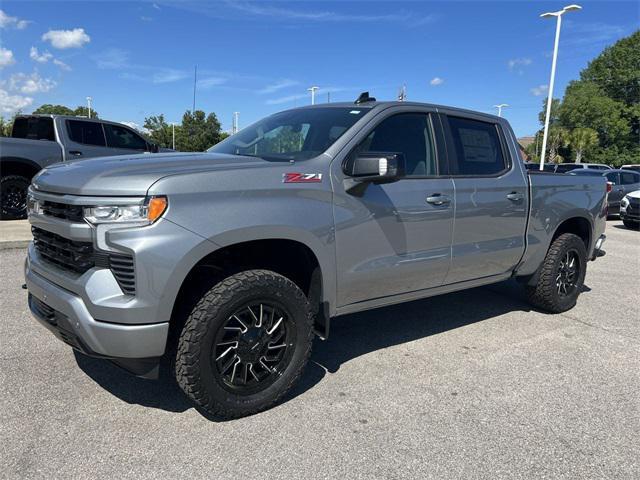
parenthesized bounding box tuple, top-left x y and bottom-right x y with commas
(0, 0, 637, 137)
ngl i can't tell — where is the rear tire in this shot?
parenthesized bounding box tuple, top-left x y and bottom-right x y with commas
(175, 269, 313, 419)
(622, 219, 639, 230)
(1, 175, 30, 220)
(526, 233, 587, 313)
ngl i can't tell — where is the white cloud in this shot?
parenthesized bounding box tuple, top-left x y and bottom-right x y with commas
(259, 79, 299, 94)
(508, 57, 532, 74)
(53, 59, 71, 71)
(153, 3, 161, 10)
(94, 48, 129, 69)
(0, 47, 15, 68)
(120, 121, 149, 134)
(0, 88, 33, 113)
(198, 77, 227, 89)
(30, 46, 53, 63)
(530, 84, 549, 96)
(153, 69, 188, 84)
(42, 28, 91, 49)
(429, 77, 444, 86)
(266, 93, 308, 105)
(140, 16, 153, 22)
(5, 72, 56, 94)
(0, 10, 29, 29)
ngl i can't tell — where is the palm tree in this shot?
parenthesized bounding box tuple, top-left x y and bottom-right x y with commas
(569, 128, 599, 163)
(547, 126, 569, 164)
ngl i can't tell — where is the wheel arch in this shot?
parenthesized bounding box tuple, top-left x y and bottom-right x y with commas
(0, 156, 42, 180)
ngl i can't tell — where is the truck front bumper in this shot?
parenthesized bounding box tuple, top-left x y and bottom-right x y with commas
(25, 255, 169, 378)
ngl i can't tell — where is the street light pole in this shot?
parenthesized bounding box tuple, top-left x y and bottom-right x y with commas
(307, 86, 319, 105)
(493, 103, 509, 117)
(172, 123, 175, 150)
(86, 96, 92, 118)
(538, 4, 582, 171)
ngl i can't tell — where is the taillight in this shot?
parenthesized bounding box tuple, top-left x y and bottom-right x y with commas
(606, 181, 613, 193)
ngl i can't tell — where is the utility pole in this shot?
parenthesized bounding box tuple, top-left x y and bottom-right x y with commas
(307, 86, 319, 105)
(86, 96, 92, 118)
(538, 4, 582, 170)
(232, 112, 240, 134)
(493, 103, 509, 117)
(172, 123, 176, 150)
(192, 65, 197, 112)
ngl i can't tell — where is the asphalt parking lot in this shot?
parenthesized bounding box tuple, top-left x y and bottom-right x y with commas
(1, 220, 638, 479)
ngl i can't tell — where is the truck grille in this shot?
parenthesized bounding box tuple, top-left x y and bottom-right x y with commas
(41, 200, 84, 222)
(31, 226, 136, 295)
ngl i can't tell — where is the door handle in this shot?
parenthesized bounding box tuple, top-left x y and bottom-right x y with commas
(426, 194, 451, 206)
(69, 150, 83, 156)
(506, 192, 524, 202)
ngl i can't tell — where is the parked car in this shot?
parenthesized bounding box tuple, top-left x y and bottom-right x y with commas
(554, 163, 612, 173)
(620, 190, 640, 229)
(1, 115, 162, 220)
(25, 97, 607, 418)
(621, 164, 640, 172)
(569, 169, 640, 214)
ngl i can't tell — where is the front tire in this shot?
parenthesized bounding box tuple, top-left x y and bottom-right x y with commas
(1, 175, 30, 220)
(526, 233, 587, 313)
(175, 269, 314, 418)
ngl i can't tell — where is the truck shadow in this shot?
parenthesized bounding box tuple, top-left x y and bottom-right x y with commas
(74, 279, 578, 419)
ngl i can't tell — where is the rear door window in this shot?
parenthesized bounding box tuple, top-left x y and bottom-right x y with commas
(67, 120, 106, 146)
(621, 172, 640, 185)
(104, 124, 148, 151)
(605, 172, 620, 184)
(446, 117, 507, 176)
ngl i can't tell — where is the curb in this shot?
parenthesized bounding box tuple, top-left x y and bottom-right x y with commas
(0, 240, 30, 250)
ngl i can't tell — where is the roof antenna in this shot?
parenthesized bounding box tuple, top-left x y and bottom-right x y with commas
(355, 92, 376, 104)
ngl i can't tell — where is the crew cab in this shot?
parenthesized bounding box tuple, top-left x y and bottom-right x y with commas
(1, 115, 161, 219)
(24, 96, 607, 418)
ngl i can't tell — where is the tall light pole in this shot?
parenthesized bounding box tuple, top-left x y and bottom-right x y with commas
(86, 96, 92, 118)
(538, 4, 582, 170)
(307, 86, 319, 105)
(232, 112, 239, 134)
(171, 123, 176, 150)
(493, 103, 509, 117)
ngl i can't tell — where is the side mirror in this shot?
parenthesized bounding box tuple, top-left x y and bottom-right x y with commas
(342, 152, 406, 196)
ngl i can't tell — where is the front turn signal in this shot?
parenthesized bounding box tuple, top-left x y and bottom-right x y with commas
(147, 196, 168, 223)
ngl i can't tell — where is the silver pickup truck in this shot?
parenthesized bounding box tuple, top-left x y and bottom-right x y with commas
(1, 115, 160, 219)
(24, 96, 607, 418)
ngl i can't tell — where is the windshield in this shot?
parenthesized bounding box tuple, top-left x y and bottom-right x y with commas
(208, 107, 369, 161)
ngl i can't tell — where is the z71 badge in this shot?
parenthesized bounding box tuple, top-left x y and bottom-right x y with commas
(283, 173, 323, 183)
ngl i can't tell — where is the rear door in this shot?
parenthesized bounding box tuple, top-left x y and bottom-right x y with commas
(605, 171, 623, 207)
(441, 114, 528, 284)
(332, 108, 455, 306)
(63, 119, 109, 159)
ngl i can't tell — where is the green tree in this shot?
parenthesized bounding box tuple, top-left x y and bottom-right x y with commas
(569, 128, 599, 163)
(143, 114, 175, 149)
(176, 110, 222, 152)
(32, 104, 75, 115)
(72, 106, 98, 118)
(538, 98, 561, 127)
(0, 115, 16, 136)
(547, 126, 569, 164)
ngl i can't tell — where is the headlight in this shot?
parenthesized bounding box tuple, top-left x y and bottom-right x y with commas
(83, 196, 167, 226)
(27, 194, 42, 216)
(621, 196, 630, 208)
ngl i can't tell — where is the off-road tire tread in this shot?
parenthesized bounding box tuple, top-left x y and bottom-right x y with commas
(526, 233, 586, 313)
(175, 269, 313, 419)
(1, 175, 30, 220)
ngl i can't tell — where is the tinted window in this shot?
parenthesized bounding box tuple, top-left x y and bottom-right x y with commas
(605, 172, 619, 183)
(571, 169, 603, 176)
(67, 120, 105, 146)
(447, 117, 506, 175)
(104, 124, 148, 150)
(621, 172, 640, 185)
(11, 117, 55, 141)
(355, 113, 436, 177)
(591, 165, 609, 170)
(555, 164, 580, 173)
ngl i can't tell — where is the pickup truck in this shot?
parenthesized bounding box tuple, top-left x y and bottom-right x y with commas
(24, 96, 607, 419)
(1, 115, 160, 219)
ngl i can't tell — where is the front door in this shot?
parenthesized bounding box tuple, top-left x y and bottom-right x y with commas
(333, 110, 454, 307)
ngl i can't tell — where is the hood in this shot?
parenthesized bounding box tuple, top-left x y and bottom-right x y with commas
(32, 152, 266, 196)
(627, 189, 640, 199)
